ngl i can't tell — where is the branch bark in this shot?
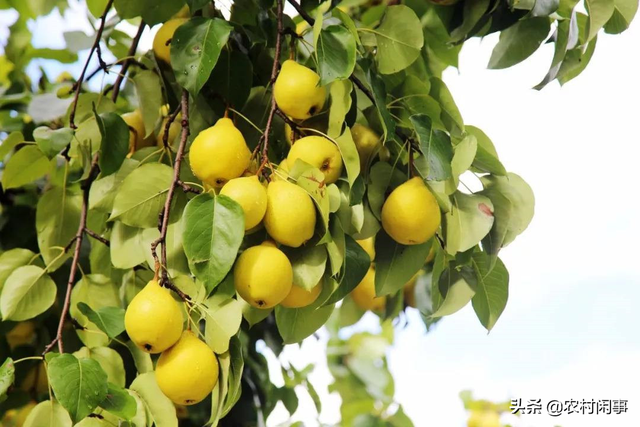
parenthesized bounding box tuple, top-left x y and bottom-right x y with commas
(150, 90, 192, 302)
(68, 0, 114, 129)
(111, 21, 146, 102)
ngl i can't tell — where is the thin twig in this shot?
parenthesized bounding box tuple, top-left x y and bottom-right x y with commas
(111, 21, 145, 102)
(161, 105, 181, 149)
(177, 180, 202, 194)
(43, 154, 101, 355)
(287, 0, 315, 25)
(84, 228, 110, 247)
(150, 90, 192, 302)
(255, 0, 285, 178)
(68, 0, 114, 129)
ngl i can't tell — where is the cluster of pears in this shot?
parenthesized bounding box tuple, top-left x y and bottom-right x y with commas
(124, 278, 219, 406)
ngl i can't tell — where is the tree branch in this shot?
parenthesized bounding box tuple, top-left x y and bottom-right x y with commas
(161, 105, 181, 149)
(255, 0, 285, 177)
(84, 228, 110, 247)
(111, 21, 146, 102)
(150, 90, 192, 302)
(43, 153, 101, 355)
(68, 0, 114, 129)
(287, 0, 315, 26)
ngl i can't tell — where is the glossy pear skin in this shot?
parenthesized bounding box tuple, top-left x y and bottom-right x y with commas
(124, 279, 183, 353)
(122, 110, 155, 153)
(280, 281, 322, 308)
(153, 18, 188, 64)
(264, 180, 316, 247)
(234, 244, 293, 309)
(220, 176, 268, 230)
(156, 330, 219, 405)
(351, 266, 386, 312)
(189, 118, 251, 188)
(274, 60, 326, 120)
(356, 237, 376, 262)
(287, 135, 343, 184)
(351, 124, 381, 169)
(381, 177, 441, 245)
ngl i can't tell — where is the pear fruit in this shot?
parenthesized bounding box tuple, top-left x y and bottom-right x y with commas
(280, 281, 322, 308)
(153, 18, 188, 65)
(157, 113, 182, 148)
(351, 124, 381, 170)
(124, 279, 183, 353)
(272, 158, 290, 181)
(122, 110, 155, 153)
(264, 180, 316, 247)
(189, 118, 251, 188)
(356, 237, 375, 262)
(381, 177, 441, 245)
(287, 135, 343, 184)
(274, 60, 326, 120)
(234, 243, 293, 308)
(220, 176, 268, 230)
(351, 265, 386, 312)
(156, 330, 219, 405)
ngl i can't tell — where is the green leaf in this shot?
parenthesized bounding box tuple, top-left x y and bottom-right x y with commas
(0, 131, 24, 158)
(1, 145, 50, 189)
(0, 265, 56, 321)
(77, 303, 125, 338)
(36, 186, 82, 271)
(325, 235, 370, 305)
(288, 244, 327, 292)
(110, 163, 183, 228)
(130, 372, 178, 427)
(429, 77, 464, 134)
(90, 158, 139, 213)
(95, 111, 130, 176)
(411, 115, 453, 181)
(328, 79, 352, 138)
(335, 128, 361, 187)
(73, 346, 126, 388)
(450, 0, 491, 41)
(397, 76, 443, 128)
(0, 248, 36, 292)
(0, 358, 14, 401)
(126, 340, 153, 374)
(445, 193, 494, 255)
(488, 18, 551, 69)
(49, 353, 109, 422)
(110, 221, 146, 269)
(316, 24, 356, 85)
(204, 297, 243, 354)
(70, 275, 120, 348)
(275, 293, 335, 344)
(113, 0, 144, 19)
(171, 17, 232, 96)
(374, 232, 432, 296)
(132, 70, 163, 140)
(586, 0, 615, 41)
(23, 401, 72, 427)
(558, 33, 597, 85)
(480, 173, 535, 258)
(449, 134, 478, 189)
(471, 253, 509, 331)
(183, 193, 245, 293)
(141, 0, 186, 25)
(466, 126, 506, 175)
(289, 162, 331, 230)
(373, 5, 424, 74)
(431, 267, 476, 317)
(368, 70, 395, 140)
(534, 16, 579, 90)
(100, 383, 137, 420)
(604, 0, 638, 33)
(240, 298, 273, 327)
(87, 0, 108, 17)
(33, 126, 73, 159)
(210, 49, 253, 110)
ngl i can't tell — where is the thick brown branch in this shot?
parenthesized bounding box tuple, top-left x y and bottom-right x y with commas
(43, 153, 100, 355)
(150, 90, 192, 302)
(84, 228, 110, 247)
(111, 21, 146, 102)
(255, 0, 285, 177)
(68, 0, 114, 129)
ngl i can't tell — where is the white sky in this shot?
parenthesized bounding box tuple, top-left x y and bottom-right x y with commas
(1, 4, 639, 427)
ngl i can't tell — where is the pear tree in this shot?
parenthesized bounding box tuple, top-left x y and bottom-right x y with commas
(0, 0, 636, 425)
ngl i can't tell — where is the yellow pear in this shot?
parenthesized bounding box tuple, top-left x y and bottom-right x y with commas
(351, 266, 385, 312)
(189, 118, 251, 188)
(280, 281, 322, 308)
(156, 330, 219, 405)
(264, 180, 316, 247)
(287, 135, 343, 184)
(356, 237, 375, 262)
(403, 271, 422, 308)
(351, 124, 381, 169)
(220, 176, 268, 230)
(6, 321, 36, 349)
(122, 110, 155, 153)
(157, 113, 182, 148)
(153, 18, 188, 65)
(272, 158, 290, 181)
(234, 244, 293, 308)
(2, 401, 37, 426)
(274, 60, 326, 120)
(124, 279, 183, 353)
(381, 177, 441, 245)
